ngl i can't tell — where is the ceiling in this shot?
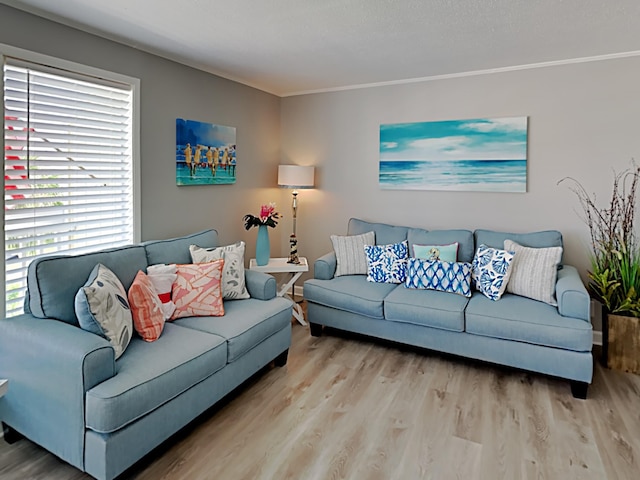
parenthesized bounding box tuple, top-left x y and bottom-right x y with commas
(3, 0, 640, 97)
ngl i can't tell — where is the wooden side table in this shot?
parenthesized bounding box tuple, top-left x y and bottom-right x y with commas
(249, 257, 309, 326)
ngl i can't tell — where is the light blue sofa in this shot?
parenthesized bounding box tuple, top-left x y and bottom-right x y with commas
(0, 229, 292, 480)
(304, 219, 593, 398)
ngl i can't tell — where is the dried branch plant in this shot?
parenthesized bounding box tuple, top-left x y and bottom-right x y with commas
(558, 163, 640, 316)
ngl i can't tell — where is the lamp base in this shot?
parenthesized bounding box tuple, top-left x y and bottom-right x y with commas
(288, 234, 300, 264)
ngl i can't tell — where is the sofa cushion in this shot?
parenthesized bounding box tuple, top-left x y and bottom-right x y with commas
(347, 218, 409, 245)
(27, 245, 148, 325)
(465, 293, 592, 351)
(143, 229, 219, 266)
(304, 276, 397, 319)
(384, 284, 469, 332)
(85, 323, 227, 433)
(172, 297, 291, 362)
(364, 241, 408, 284)
(331, 231, 375, 277)
(408, 228, 474, 263)
(474, 229, 563, 262)
(75, 264, 134, 359)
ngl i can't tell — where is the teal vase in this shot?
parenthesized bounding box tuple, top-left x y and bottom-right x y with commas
(256, 225, 270, 266)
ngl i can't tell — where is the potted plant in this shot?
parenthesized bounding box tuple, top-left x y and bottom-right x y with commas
(559, 164, 640, 373)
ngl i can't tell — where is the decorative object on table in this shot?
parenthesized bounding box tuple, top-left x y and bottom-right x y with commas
(278, 165, 315, 264)
(559, 163, 640, 373)
(379, 116, 528, 192)
(244, 203, 280, 266)
(176, 118, 236, 186)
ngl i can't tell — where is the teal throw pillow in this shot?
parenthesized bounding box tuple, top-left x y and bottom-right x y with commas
(75, 263, 133, 359)
(413, 242, 458, 263)
(404, 258, 472, 297)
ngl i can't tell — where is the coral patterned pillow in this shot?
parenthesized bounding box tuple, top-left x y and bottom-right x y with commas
(170, 260, 225, 320)
(364, 241, 409, 283)
(128, 270, 165, 342)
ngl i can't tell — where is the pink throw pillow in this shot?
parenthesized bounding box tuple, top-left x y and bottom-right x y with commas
(128, 270, 165, 341)
(170, 260, 225, 320)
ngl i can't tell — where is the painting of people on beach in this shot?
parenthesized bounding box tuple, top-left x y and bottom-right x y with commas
(379, 117, 528, 192)
(176, 118, 237, 186)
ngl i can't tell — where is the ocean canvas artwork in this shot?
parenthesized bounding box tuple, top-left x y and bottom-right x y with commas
(176, 118, 237, 186)
(379, 117, 528, 192)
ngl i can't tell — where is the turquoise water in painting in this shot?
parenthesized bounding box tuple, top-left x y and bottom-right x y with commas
(379, 159, 526, 192)
(176, 163, 236, 185)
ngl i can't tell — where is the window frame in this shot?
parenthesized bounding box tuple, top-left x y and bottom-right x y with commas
(1, 43, 141, 319)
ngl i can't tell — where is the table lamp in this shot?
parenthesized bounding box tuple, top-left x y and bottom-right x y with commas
(278, 165, 315, 264)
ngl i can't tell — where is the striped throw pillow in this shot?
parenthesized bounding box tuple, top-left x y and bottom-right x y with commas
(504, 239, 563, 306)
(331, 231, 376, 277)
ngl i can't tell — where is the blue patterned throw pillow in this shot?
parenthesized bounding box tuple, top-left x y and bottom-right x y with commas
(364, 241, 408, 283)
(404, 258, 472, 297)
(471, 244, 515, 301)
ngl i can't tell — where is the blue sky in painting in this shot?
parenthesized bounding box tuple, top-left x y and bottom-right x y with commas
(380, 117, 527, 161)
(176, 118, 236, 148)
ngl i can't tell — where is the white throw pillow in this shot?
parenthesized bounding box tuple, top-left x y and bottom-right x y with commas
(504, 239, 563, 306)
(189, 242, 250, 300)
(147, 264, 178, 320)
(330, 231, 376, 277)
(74, 264, 133, 359)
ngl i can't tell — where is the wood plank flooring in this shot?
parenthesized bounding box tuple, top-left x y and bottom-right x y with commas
(1, 322, 639, 480)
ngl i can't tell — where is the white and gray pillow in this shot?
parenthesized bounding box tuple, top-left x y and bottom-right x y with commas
(189, 242, 250, 300)
(331, 231, 376, 277)
(504, 239, 563, 306)
(75, 263, 133, 359)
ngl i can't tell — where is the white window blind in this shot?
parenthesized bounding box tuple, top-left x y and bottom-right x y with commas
(3, 60, 134, 317)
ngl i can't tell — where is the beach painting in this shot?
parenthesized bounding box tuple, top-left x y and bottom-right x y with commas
(379, 117, 528, 192)
(176, 118, 237, 186)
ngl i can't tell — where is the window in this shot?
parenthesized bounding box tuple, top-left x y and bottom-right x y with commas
(2, 48, 139, 317)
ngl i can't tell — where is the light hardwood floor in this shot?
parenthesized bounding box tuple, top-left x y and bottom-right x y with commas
(1, 322, 639, 480)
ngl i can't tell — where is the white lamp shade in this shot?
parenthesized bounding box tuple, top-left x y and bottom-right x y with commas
(278, 165, 314, 189)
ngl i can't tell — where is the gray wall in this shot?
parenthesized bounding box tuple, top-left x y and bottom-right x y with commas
(281, 56, 640, 294)
(3, 5, 640, 333)
(0, 4, 284, 255)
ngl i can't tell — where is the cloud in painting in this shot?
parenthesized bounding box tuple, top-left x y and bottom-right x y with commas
(380, 116, 527, 161)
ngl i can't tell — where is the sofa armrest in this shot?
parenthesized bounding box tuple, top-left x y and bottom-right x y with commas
(245, 269, 277, 300)
(556, 265, 590, 321)
(314, 251, 337, 280)
(0, 314, 115, 469)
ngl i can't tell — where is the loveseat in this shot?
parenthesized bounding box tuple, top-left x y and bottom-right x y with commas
(304, 219, 593, 398)
(0, 229, 292, 480)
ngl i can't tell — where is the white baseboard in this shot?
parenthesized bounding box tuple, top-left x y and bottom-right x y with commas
(593, 331, 603, 346)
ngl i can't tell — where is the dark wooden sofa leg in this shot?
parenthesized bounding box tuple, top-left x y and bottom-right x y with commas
(2, 422, 23, 444)
(571, 381, 589, 399)
(274, 349, 288, 367)
(309, 323, 323, 337)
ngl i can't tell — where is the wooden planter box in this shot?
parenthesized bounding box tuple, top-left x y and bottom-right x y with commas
(607, 313, 640, 374)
